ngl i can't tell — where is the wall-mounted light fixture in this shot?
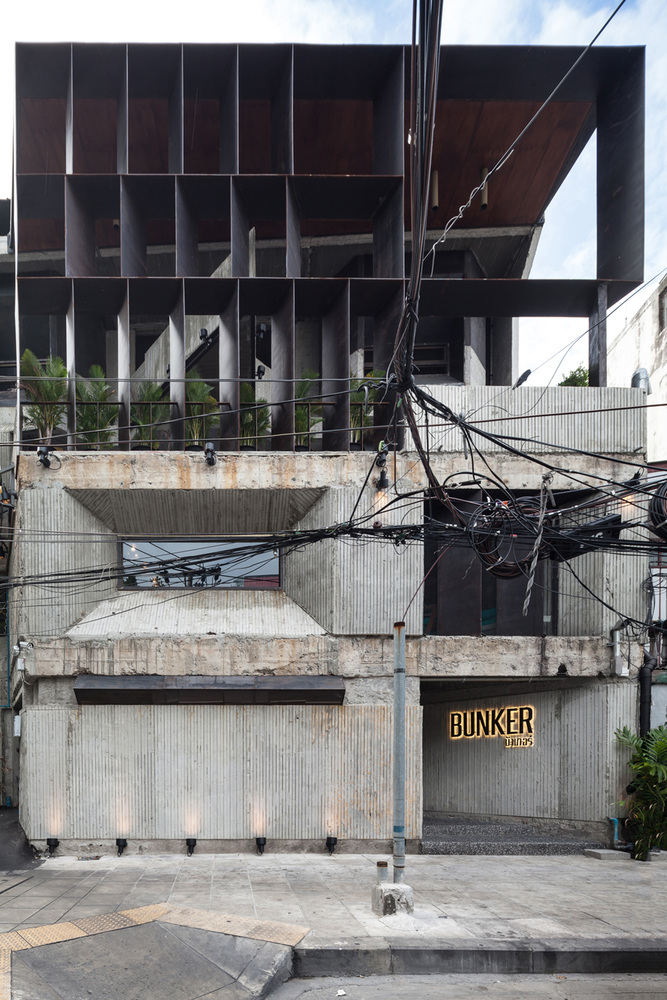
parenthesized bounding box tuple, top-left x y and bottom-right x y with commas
(186, 837, 197, 857)
(256, 323, 267, 342)
(204, 443, 216, 466)
(200, 328, 213, 348)
(375, 467, 389, 492)
(116, 838, 128, 856)
(46, 837, 59, 856)
(480, 167, 489, 211)
(256, 365, 266, 380)
(326, 836, 337, 856)
(256, 836, 267, 855)
(37, 446, 51, 468)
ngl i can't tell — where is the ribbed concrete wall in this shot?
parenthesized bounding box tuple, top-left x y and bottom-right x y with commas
(557, 493, 648, 636)
(12, 484, 117, 637)
(423, 681, 636, 821)
(284, 487, 423, 635)
(20, 704, 422, 841)
(416, 385, 646, 456)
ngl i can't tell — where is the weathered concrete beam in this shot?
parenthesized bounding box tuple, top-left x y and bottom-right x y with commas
(30, 633, 610, 680)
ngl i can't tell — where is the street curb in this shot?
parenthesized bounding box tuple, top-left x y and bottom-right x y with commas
(293, 939, 667, 977)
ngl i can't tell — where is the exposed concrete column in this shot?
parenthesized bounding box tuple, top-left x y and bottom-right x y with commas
(589, 283, 608, 387)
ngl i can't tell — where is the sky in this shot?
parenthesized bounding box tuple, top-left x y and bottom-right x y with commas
(1, 0, 664, 385)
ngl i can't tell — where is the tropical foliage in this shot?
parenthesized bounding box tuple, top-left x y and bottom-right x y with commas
(294, 369, 322, 448)
(76, 364, 117, 448)
(20, 349, 68, 445)
(131, 382, 170, 447)
(350, 369, 385, 446)
(185, 370, 218, 447)
(240, 381, 270, 446)
(616, 725, 667, 861)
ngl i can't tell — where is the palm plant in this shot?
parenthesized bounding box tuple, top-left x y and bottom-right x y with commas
(294, 369, 322, 449)
(349, 369, 385, 447)
(20, 349, 68, 445)
(131, 382, 170, 448)
(185, 370, 218, 448)
(240, 381, 270, 448)
(616, 725, 667, 860)
(76, 364, 117, 448)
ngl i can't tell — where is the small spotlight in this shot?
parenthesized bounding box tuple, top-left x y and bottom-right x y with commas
(256, 364, 266, 380)
(116, 838, 128, 856)
(37, 446, 51, 468)
(256, 322, 267, 341)
(46, 837, 59, 856)
(186, 837, 197, 857)
(256, 836, 267, 855)
(204, 442, 216, 466)
(326, 836, 337, 856)
(375, 468, 389, 491)
(200, 328, 213, 347)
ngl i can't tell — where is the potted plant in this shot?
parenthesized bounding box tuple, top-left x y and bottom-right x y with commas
(616, 725, 667, 861)
(349, 369, 385, 450)
(294, 369, 322, 451)
(130, 382, 170, 449)
(184, 370, 218, 450)
(20, 349, 68, 446)
(75, 364, 117, 449)
(240, 381, 270, 449)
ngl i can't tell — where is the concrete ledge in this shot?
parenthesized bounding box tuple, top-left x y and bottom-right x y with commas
(295, 940, 667, 977)
(294, 939, 392, 978)
(583, 848, 632, 861)
(32, 839, 421, 857)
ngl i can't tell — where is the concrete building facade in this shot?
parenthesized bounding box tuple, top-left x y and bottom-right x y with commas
(2, 40, 654, 853)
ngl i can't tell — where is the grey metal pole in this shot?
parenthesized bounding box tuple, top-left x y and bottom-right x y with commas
(393, 621, 406, 883)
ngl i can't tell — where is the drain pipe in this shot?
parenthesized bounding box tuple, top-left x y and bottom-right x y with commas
(610, 620, 629, 677)
(639, 635, 658, 738)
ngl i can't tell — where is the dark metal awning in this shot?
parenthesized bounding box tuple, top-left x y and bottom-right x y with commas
(74, 674, 345, 706)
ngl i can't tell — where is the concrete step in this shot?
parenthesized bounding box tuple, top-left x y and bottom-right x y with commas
(421, 839, 604, 856)
(421, 818, 605, 856)
(294, 940, 667, 977)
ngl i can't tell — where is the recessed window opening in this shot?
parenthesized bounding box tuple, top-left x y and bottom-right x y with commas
(121, 538, 281, 590)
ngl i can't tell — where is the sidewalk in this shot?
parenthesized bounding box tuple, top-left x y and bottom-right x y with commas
(1, 852, 666, 997)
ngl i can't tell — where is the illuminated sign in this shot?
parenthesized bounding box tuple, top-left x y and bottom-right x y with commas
(449, 706, 535, 748)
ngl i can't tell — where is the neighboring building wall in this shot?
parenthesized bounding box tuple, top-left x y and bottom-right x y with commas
(423, 680, 636, 825)
(608, 275, 667, 463)
(416, 385, 646, 459)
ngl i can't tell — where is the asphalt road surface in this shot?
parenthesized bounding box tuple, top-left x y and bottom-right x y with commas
(271, 973, 667, 999)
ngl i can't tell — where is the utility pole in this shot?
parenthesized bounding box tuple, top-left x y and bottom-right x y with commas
(393, 620, 406, 883)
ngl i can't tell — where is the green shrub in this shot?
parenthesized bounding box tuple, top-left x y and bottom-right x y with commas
(616, 725, 667, 860)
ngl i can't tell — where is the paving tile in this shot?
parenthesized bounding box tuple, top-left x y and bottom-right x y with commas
(161, 908, 260, 938)
(0, 931, 31, 951)
(5, 954, 62, 1000)
(18, 922, 87, 947)
(72, 912, 136, 935)
(119, 904, 170, 924)
(245, 920, 309, 946)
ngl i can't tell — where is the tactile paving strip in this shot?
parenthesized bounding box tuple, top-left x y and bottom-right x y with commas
(0, 949, 10, 1000)
(17, 922, 87, 948)
(73, 913, 136, 935)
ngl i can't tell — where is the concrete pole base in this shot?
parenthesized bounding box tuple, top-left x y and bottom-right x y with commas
(371, 882, 414, 916)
